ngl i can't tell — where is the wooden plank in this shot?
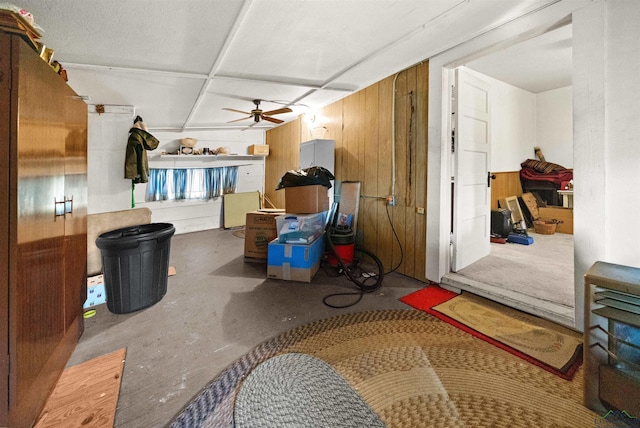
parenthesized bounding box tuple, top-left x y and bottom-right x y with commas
(324, 101, 343, 186)
(376, 76, 394, 271)
(264, 126, 281, 207)
(405, 66, 418, 209)
(403, 66, 418, 277)
(35, 348, 126, 428)
(339, 182, 361, 234)
(342, 94, 355, 182)
(363, 84, 379, 251)
(414, 61, 429, 281)
(265, 120, 300, 209)
(490, 171, 523, 210)
(344, 91, 362, 183)
(394, 69, 409, 274)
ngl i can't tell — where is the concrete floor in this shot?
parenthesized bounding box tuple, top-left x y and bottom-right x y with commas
(68, 228, 426, 427)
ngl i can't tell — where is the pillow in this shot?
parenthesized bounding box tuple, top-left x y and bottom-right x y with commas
(520, 159, 567, 174)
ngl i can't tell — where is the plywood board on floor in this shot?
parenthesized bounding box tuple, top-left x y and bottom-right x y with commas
(35, 348, 126, 428)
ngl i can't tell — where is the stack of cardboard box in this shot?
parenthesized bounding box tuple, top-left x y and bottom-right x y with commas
(266, 185, 330, 282)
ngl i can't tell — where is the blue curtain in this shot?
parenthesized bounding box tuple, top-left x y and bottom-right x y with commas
(147, 169, 168, 201)
(147, 167, 239, 201)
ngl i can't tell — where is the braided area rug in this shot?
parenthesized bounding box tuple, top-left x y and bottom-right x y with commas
(170, 309, 597, 427)
(234, 353, 386, 427)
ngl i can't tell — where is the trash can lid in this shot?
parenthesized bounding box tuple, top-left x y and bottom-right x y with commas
(96, 223, 175, 249)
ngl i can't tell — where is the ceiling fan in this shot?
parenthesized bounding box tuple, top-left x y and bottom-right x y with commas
(223, 99, 292, 124)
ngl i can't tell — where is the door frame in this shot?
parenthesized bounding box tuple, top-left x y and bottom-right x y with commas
(426, 6, 584, 328)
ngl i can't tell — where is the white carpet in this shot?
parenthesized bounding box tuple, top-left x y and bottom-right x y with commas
(452, 232, 574, 307)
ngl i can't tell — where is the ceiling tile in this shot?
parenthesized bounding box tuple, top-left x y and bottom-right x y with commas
(66, 68, 205, 128)
(20, 0, 244, 74)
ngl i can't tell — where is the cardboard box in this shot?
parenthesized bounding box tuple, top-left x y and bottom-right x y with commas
(538, 207, 573, 234)
(84, 274, 107, 308)
(244, 211, 280, 259)
(267, 234, 325, 282)
(248, 144, 269, 156)
(284, 185, 330, 214)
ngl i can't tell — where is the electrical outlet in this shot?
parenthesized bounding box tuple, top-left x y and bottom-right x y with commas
(416, 207, 425, 215)
(386, 195, 395, 206)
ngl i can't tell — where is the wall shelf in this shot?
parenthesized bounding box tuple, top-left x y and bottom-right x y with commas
(149, 154, 265, 169)
(154, 155, 264, 160)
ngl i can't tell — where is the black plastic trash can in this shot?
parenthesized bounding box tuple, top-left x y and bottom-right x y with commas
(96, 223, 175, 314)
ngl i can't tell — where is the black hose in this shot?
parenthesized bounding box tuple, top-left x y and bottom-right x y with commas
(322, 234, 384, 309)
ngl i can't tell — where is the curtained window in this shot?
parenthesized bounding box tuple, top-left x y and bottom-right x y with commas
(147, 167, 238, 201)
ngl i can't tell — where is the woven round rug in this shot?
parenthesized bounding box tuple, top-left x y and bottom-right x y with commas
(234, 353, 386, 427)
(170, 309, 597, 428)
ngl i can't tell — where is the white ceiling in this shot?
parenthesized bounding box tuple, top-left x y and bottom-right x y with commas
(18, 0, 574, 132)
(466, 23, 572, 93)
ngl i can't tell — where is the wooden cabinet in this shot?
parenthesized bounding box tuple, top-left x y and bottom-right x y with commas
(0, 32, 87, 426)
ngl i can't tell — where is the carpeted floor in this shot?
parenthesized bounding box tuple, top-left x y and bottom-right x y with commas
(451, 232, 574, 307)
(170, 309, 597, 428)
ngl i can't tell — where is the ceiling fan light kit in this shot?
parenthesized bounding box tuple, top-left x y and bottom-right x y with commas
(223, 99, 292, 125)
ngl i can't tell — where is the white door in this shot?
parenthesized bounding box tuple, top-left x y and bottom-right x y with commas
(451, 67, 492, 271)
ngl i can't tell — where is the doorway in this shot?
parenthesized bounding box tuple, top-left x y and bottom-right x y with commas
(441, 23, 575, 328)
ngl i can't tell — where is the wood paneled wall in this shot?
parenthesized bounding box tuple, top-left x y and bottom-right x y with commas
(490, 171, 523, 210)
(265, 62, 429, 282)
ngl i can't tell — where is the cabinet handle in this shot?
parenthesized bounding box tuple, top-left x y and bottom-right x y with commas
(55, 198, 65, 217)
(65, 195, 73, 214)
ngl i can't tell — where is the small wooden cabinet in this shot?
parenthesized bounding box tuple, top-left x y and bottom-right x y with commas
(0, 32, 88, 426)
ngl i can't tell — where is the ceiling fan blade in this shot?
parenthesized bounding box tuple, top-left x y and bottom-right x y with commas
(262, 115, 284, 124)
(227, 116, 253, 123)
(262, 107, 292, 116)
(222, 108, 251, 115)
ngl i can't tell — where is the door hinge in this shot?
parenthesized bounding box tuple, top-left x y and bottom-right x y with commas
(451, 129, 455, 153)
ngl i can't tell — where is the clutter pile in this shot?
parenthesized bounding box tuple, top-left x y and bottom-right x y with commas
(492, 190, 572, 246)
(0, 5, 69, 80)
(266, 167, 334, 282)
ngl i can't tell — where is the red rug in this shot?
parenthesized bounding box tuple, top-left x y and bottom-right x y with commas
(400, 285, 583, 380)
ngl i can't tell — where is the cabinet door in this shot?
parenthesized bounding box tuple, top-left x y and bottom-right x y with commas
(63, 82, 88, 330)
(0, 31, 12, 427)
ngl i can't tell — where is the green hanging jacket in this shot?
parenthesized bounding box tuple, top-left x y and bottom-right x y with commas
(124, 127, 159, 183)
